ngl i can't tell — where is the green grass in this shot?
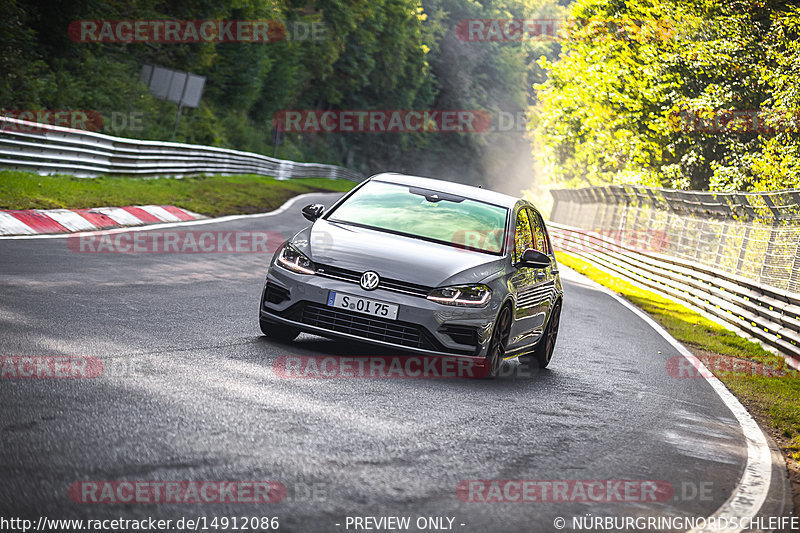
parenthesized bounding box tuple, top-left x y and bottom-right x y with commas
(556, 251, 800, 457)
(724, 376, 800, 460)
(0, 170, 356, 217)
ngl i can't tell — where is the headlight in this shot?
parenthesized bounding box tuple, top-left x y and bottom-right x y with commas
(427, 284, 491, 306)
(276, 243, 315, 275)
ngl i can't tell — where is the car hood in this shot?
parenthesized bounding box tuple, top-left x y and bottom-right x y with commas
(291, 219, 505, 287)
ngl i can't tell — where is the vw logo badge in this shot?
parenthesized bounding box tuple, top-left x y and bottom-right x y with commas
(360, 271, 380, 291)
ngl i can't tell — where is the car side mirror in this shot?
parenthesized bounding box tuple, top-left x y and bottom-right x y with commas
(302, 203, 325, 221)
(517, 248, 551, 268)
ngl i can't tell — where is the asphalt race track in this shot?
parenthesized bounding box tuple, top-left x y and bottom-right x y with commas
(0, 192, 791, 532)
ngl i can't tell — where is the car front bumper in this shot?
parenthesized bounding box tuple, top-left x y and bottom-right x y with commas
(260, 264, 501, 359)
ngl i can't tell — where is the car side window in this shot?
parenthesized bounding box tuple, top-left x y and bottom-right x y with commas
(528, 209, 550, 254)
(514, 208, 534, 263)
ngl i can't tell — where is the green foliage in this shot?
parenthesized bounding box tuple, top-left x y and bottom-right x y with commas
(534, 0, 800, 192)
(0, 0, 52, 107)
(1, 0, 564, 191)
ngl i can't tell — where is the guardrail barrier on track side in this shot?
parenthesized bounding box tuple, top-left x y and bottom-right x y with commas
(549, 185, 800, 366)
(0, 115, 364, 181)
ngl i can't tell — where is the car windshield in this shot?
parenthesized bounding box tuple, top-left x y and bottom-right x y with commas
(327, 180, 508, 254)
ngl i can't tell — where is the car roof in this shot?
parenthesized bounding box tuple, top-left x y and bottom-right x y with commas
(368, 172, 520, 209)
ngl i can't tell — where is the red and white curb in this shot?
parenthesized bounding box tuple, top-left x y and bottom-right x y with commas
(0, 206, 205, 236)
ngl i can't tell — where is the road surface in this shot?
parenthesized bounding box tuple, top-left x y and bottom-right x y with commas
(0, 192, 791, 532)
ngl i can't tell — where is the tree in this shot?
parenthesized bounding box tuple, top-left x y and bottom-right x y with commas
(534, 0, 800, 192)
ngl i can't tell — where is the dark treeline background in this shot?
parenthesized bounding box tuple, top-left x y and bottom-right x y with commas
(1, 0, 566, 194)
(3, 0, 797, 194)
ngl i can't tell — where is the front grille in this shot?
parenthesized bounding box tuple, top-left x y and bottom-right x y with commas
(268, 301, 475, 355)
(299, 302, 438, 350)
(315, 263, 432, 297)
(315, 264, 361, 283)
(379, 277, 432, 297)
(264, 282, 290, 305)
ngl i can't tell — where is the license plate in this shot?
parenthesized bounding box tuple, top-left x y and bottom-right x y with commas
(327, 291, 399, 320)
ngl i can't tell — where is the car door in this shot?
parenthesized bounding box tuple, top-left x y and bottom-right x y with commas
(506, 206, 550, 352)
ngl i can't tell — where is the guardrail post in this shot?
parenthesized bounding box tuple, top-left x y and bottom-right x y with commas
(714, 220, 730, 267)
(553, 191, 565, 223)
(735, 224, 753, 277)
(594, 188, 609, 229)
(576, 188, 593, 227)
(757, 195, 785, 289)
(670, 192, 690, 258)
(624, 186, 640, 247)
(694, 216, 706, 260)
(589, 187, 603, 228)
(789, 236, 800, 294)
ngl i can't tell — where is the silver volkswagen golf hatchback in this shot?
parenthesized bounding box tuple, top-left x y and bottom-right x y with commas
(259, 173, 563, 376)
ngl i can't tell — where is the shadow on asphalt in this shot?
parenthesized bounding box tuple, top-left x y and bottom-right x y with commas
(251, 332, 561, 386)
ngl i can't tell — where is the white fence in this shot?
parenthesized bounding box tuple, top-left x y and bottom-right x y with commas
(0, 115, 363, 181)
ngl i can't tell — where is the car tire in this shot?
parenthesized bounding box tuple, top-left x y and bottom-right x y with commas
(520, 301, 561, 369)
(485, 304, 512, 378)
(259, 316, 300, 341)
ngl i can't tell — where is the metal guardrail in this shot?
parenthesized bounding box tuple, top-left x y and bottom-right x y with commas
(0, 115, 364, 181)
(550, 185, 800, 293)
(551, 185, 800, 222)
(550, 186, 800, 366)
